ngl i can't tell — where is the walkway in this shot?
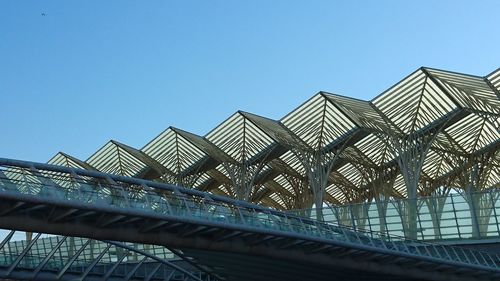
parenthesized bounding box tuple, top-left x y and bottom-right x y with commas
(0, 158, 499, 281)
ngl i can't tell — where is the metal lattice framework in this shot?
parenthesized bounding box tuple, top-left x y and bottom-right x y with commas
(0, 230, 217, 281)
(45, 67, 499, 217)
(1, 158, 500, 281)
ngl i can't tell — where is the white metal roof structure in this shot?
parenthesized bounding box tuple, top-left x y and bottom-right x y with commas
(47, 67, 499, 211)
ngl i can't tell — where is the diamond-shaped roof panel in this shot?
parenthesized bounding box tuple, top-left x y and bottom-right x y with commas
(282, 93, 357, 149)
(206, 112, 276, 163)
(142, 127, 207, 175)
(372, 69, 458, 134)
(48, 152, 97, 171)
(87, 141, 153, 177)
(426, 68, 500, 117)
(323, 93, 386, 131)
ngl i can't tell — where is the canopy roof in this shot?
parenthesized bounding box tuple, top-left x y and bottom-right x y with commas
(48, 67, 499, 209)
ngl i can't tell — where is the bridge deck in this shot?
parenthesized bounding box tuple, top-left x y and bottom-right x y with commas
(0, 158, 499, 281)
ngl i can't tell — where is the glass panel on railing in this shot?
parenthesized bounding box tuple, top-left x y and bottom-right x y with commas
(417, 200, 433, 240)
(385, 201, 405, 237)
(455, 194, 474, 238)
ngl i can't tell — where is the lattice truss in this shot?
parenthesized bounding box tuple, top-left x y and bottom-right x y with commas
(46, 67, 500, 210)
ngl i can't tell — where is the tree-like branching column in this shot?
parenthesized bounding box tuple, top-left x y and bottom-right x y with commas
(384, 129, 444, 239)
(205, 113, 279, 202)
(349, 202, 369, 231)
(370, 68, 465, 239)
(423, 184, 452, 240)
(355, 164, 397, 236)
(292, 146, 345, 221)
(278, 93, 359, 220)
(281, 174, 314, 216)
(456, 152, 499, 238)
(331, 203, 354, 227)
(328, 167, 370, 230)
(429, 144, 473, 239)
(434, 127, 499, 239)
(222, 160, 270, 201)
(161, 168, 206, 188)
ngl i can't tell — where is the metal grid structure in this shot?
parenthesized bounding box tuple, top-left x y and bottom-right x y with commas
(0, 230, 217, 281)
(289, 188, 500, 241)
(1, 158, 499, 281)
(43, 67, 499, 222)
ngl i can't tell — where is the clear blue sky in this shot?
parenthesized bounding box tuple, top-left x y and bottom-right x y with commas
(1, 1, 499, 163)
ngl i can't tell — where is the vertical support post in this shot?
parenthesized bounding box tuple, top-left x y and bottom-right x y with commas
(466, 164, 481, 238)
(291, 138, 350, 221)
(428, 197, 442, 240)
(416, 199, 424, 240)
(450, 195, 462, 239)
(365, 202, 373, 233)
(375, 196, 389, 237)
(489, 190, 500, 236)
(349, 204, 357, 231)
(407, 186, 418, 240)
(395, 200, 407, 239)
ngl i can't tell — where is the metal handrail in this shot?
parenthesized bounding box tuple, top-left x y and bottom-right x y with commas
(1, 158, 499, 272)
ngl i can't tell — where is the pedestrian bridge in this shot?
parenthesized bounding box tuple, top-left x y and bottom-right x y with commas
(0, 158, 499, 281)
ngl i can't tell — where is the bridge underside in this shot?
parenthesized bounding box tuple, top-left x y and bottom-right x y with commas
(182, 249, 422, 281)
(1, 261, 197, 281)
(0, 199, 495, 281)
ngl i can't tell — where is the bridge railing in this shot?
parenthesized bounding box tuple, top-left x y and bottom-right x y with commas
(0, 230, 215, 281)
(1, 158, 499, 271)
(0, 234, 175, 264)
(288, 189, 500, 241)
